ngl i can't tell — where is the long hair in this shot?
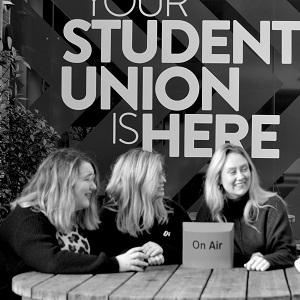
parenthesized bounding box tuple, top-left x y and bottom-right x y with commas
(11, 148, 100, 233)
(105, 148, 171, 237)
(204, 143, 279, 226)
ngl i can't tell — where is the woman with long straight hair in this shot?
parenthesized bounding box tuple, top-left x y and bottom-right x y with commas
(98, 148, 191, 265)
(196, 143, 297, 271)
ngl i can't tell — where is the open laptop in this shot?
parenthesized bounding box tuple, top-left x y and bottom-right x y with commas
(182, 222, 234, 268)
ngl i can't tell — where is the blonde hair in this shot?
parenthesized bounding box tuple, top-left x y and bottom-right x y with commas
(204, 143, 280, 226)
(105, 148, 172, 237)
(11, 148, 100, 233)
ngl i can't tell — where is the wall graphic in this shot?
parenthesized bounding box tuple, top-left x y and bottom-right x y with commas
(11, 0, 300, 237)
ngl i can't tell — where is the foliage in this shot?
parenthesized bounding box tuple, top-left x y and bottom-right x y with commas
(0, 50, 30, 106)
(0, 50, 60, 223)
(68, 126, 94, 141)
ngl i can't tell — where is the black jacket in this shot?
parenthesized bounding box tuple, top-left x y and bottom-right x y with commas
(196, 195, 297, 269)
(90, 198, 191, 264)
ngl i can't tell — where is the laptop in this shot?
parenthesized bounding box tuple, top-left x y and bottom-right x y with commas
(182, 222, 234, 268)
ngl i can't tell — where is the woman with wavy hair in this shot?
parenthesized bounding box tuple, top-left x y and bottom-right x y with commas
(0, 148, 147, 300)
(196, 143, 297, 271)
(97, 148, 190, 266)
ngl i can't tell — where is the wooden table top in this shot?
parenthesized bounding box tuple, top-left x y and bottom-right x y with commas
(12, 265, 300, 300)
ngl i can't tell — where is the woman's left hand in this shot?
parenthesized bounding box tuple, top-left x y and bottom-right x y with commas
(148, 254, 165, 266)
(244, 252, 270, 271)
(142, 241, 163, 257)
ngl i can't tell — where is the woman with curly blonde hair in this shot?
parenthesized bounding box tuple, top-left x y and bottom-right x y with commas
(0, 148, 147, 300)
(196, 143, 297, 271)
(98, 148, 190, 266)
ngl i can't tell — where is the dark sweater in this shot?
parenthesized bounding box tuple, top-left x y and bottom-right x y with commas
(196, 195, 297, 269)
(90, 199, 191, 264)
(0, 206, 119, 300)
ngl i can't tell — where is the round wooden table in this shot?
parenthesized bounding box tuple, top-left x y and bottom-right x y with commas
(12, 265, 300, 300)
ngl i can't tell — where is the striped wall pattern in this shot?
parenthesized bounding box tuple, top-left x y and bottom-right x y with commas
(11, 0, 300, 237)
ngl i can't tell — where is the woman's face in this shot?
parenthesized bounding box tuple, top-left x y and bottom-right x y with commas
(155, 170, 166, 199)
(220, 152, 251, 200)
(73, 161, 97, 211)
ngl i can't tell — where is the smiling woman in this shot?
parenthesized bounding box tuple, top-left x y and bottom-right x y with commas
(220, 152, 251, 200)
(0, 148, 149, 300)
(196, 143, 297, 271)
(73, 161, 97, 211)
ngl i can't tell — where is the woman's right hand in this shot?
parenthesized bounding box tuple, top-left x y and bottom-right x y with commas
(244, 252, 270, 271)
(295, 257, 300, 272)
(116, 247, 148, 272)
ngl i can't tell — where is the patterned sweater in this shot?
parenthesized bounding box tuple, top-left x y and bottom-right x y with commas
(0, 205, 119, 300)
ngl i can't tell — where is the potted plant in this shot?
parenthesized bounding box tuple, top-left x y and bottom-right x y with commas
(0, 49, 60, 223)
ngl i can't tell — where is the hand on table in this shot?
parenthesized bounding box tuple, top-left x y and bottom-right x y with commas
(148, 254, 165, 265)
(142, 241, 163, 257)
(294, 257, 300, 272)
(244, 252, 270, 271)
(142, 241, 165, 265)
(116, 247, 148, 272)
